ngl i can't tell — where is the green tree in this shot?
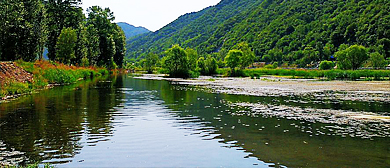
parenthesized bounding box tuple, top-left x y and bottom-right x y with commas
(86, 6, 123, 68)
(162, 45, 190, 78)
(86, 24, 100, 65)
(74, 23, 88, 65)
(299, 46, 319, 67)
(56, 27, 77, 64)
(186, 48, 198, 72)
(233, 42, 255, 69)
(197, 57, 207, 75)
(225, 50, 243, 72)
(368, 52, 386, 69)
(0, 0, 46, 61)
(144, 53, 159, 74)
(45, 0, 83, 61)
(113, 24, 126, 68)
(205, 55, 218, 75)
(336, 45, 368, 70)
(198, 55, 218, 75)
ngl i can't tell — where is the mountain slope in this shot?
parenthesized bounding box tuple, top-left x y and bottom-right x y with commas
(126, 0, 390, 65)
(126, 0, 263, 59)
(117, 22, 150, 39)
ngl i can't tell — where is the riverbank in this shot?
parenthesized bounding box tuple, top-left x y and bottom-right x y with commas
(0, 60, 108, 101)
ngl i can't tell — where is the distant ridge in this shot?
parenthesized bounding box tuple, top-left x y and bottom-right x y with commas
(117, 22, 150, 39)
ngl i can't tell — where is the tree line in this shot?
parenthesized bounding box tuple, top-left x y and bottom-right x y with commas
(0, 0, 126, 68)
(135, 42, 255, 78)
(135, 41, 386, 78)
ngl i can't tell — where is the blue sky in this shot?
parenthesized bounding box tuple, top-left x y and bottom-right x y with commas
(81, 0, 221, 31)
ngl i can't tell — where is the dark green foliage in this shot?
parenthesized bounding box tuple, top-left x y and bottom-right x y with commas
(319, 61, 335, 70)
(144, 53, 159, 73)
(87, 6, 126, 68)
(0, 1, 125, 67)
(0, 0, 46, 61)
(45, 0, 83, 61)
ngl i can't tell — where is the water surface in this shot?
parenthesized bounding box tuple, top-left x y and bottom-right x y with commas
(0, 75, 389, 167)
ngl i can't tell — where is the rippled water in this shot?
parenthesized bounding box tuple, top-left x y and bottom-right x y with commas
(1, 75, 390, 167)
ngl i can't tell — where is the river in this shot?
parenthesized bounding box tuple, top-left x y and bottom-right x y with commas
(0, 75, 389, 167)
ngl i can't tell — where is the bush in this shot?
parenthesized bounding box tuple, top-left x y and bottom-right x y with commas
(369, 52, 386, 69)
(272, 62, 278, 69)
(264, 64, 275, 69)
(319, 60, 335, 70)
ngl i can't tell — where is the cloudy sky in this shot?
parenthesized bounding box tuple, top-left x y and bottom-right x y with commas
(81, 0, 221, 31)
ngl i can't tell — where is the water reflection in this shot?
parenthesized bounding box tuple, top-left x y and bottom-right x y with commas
(0, 76, 123, 165)
(0, 75, 389, 167)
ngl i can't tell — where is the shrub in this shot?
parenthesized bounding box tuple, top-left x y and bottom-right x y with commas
(264, 64, 275, 69)
(319, 60, 335, 70)
(369, 52, 386, 69)
(272, 62, 278, 69)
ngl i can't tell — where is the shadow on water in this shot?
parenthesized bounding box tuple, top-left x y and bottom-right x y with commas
(0, 75, 389, 167)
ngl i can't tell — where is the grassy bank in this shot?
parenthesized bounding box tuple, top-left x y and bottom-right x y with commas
(0, 60, 108, 99)
(217, 68, 390, 81)
(245, 69, 390, 80)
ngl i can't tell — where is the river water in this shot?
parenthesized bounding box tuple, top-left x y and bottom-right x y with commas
(0, 75, 389, 167)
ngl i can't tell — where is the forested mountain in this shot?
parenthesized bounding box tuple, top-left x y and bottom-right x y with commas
(126, 0, 390, 67)
(117, 22, 150, 39)
(126, 0, 263, 59)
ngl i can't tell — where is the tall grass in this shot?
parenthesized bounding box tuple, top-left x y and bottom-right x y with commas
(1, 60, 107, 99)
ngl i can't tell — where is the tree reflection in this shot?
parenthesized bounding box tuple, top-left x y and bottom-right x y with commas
(0, 76, 125, 165)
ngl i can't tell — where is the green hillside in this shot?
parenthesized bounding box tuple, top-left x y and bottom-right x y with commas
(126, 0, 262, 58)
(126, 0, 390, 67)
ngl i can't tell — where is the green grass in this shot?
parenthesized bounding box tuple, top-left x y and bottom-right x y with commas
(241, 68, 390, 81)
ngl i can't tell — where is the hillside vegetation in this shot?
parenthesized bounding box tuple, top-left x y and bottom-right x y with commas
(126, 0, 390, 68)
